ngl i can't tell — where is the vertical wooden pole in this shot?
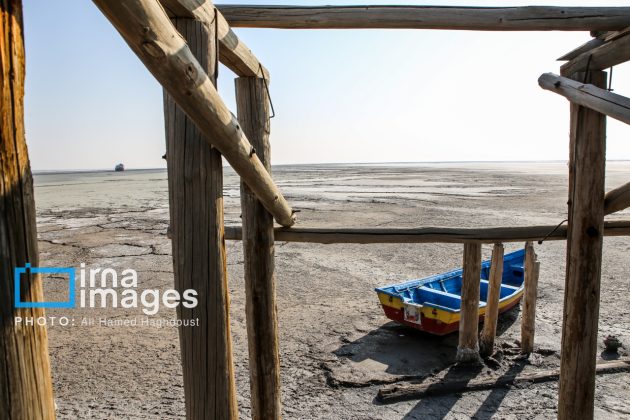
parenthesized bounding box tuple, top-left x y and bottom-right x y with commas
(235, 77, 282, 420)
(164, 18, 238, 419)
(0, 0, 56, 417)
(558, 70, 607, 420)
(479, 243, 504, 357)
(520, 242, 539, 354)
(457, 242, 482, 363)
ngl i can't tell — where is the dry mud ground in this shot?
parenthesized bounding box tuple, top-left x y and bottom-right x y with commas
(34, 163, 630, 419)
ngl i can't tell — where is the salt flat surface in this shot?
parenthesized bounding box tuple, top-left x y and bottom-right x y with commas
(34, 162, 630, 419)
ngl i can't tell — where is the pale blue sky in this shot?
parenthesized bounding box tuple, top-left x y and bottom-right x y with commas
(24, 0, 630, 170)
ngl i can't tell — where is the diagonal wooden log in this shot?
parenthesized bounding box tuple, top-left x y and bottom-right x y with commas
(605, 181, 630, 215)
(539, 73, 630, 125)
(92, 0, 295, 227)
(217, 5, 630, 31)
(160, 0, 269, 79)
(561, 32, 630, 76)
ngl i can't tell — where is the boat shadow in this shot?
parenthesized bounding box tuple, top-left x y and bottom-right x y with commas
(333, 304, 520, 378)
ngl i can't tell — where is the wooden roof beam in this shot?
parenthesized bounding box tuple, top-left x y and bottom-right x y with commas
(561, 32, 630, 76)
(216, 5, 630, 31)
(161, 0, 269, 79)
(93, 0, 294, 226)
(539, 73, 630, 125)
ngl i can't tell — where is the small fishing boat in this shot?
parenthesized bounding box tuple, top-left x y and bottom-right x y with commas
(115, 163, 125, 172)
(375, 249, 525, 335)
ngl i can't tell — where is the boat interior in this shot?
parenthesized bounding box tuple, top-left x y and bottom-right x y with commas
(378, 249, 526, 312)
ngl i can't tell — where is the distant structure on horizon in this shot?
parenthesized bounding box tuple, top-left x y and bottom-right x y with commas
(114, 163, 125, 172)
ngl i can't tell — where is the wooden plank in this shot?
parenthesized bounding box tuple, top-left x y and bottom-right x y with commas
(377, 360, 630, 403)
(160, 0, 269, 79)
(217, 5, 630, 31)
(558, 70, 607, 420)
(557, 38, 604, 61)
(92, 0, 295, 227)
(236, 77, 281, 420)
(164, 18, 237, 420)
(479, 243, 504, 357)
(520, 243, 539, 354)
(605, 181, 630, 215)
(223, 220, 630, 244)
(456, 243, 482, 364)
(561, 32, 630, 76)
(539, 73, 630, 125)
(0, 0, 55, 417)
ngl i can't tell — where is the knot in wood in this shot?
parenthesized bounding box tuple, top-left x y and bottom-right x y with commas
(141, 41, 165, 58)
(586, 226, 599, 237)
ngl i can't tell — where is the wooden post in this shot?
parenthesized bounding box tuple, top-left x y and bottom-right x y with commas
(558, 70, 607, 420)
(235, 77, 282, 420)
(456, 242, 482, 363)
(164, 18, 238, 419)
(0, 0, 56, 417)
(520, 242, 540, 354)
(479, 243, 504, 357)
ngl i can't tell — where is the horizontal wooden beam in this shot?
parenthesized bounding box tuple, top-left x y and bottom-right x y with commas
(93, 0, 295, 227)
(216, 5, 630, 31)
(378, 359, 630, 403)
(605, 181, 630, 215)
(561, 32, 630, 76)
(160, 0, 269, 79)
(538, 73, 630, 125)
(224, 220, 630, 244)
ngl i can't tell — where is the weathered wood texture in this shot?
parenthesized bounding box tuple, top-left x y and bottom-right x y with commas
(605, 181, 630, 215)
(0, 0, 55, 417)
(378, 360, 630, 404)
(520, 242, 540, 354)
(92, 0, 295, 227)
(561, 32, 630, 76)
(236, 77, 281, 420)
(479, 243, 504, 357)
(160, 0, 269, 78)
(539, 73, 630, 125)
(558, 38, 605, 61)
(164, 18, 237, 419)
(558, 71, 607, 420)
(456, 243, 482, 363)
(223, 220, 630, 244)
(217, 5, 630, 31)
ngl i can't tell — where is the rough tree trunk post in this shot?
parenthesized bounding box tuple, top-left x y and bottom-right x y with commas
(164, 18, 238, 419)
(520, 242, 540, 354)
(558, 70, 607, 420)
(456, 242, 482, 363)
(236, 77, 282, 420)
(479, 243, 504, 357)
(0, 0, 56, 417)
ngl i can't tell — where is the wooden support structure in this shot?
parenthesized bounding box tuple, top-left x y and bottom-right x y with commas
(378, 359, 630, 404)
(223, 220, 630, 244)
(163, 17, 237, 420)
(160, 0, 269, 79)
(0, 0, 56, 416)
(479, 243, 504, 357)
(558, 70, 607, 420)
(561, 32, 630, 76)
(217, 5, 630, 31)
(539, 73, 630, 125)
(520, 242, 540, 354)
(456, 243, 482, 364)
(557, 38, 605, 61)
(605, 181, 630, 215)
(92, 0, 295, 227)
(236, 77, 282, 420)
